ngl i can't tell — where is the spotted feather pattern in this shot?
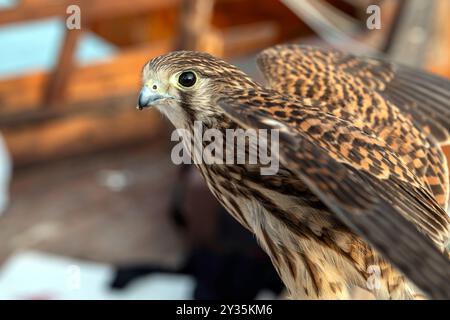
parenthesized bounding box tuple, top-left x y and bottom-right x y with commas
(218, 89, 450, 299)
(257, 45, 449, 208)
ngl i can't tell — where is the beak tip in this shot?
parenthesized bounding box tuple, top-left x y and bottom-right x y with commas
(137, 98, 146, 110)
(138, 87, 151, 110)
(138, 86, 170, 110)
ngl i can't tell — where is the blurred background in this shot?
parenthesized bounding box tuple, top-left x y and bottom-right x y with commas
(0, 0, 449, 299)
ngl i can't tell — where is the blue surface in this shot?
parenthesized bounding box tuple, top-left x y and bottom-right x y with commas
(0, 0, 15, 9)
(0, 16, 117, 79)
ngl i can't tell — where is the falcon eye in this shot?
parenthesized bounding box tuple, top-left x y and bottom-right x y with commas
(178, 71, 196, 87)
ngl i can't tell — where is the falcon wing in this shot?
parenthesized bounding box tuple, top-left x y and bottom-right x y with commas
(217, 89, 450, 299)
(257, 45, 450, 145)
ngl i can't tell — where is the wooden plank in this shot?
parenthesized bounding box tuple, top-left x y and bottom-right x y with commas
(222, 22, 278, 57)
(0, 40, 174, 166)
(44, 29, 82, 106)
(178, 0, 215, 51)
(2, 96, 168, 167)
(0, 41, 174, 122)
(0, 0, 181, 25)
(0, 20, 282, 166)
(0, 23, 277, 124)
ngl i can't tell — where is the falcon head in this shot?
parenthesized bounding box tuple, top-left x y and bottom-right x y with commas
(138, 51, 258, 128)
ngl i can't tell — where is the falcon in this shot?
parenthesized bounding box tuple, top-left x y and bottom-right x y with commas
(137, 45, 450, 299)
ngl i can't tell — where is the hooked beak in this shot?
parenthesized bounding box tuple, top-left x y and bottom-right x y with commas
(137, 85, 172, 110)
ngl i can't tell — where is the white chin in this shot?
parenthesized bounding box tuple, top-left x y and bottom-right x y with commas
(156, 103, 187, 129)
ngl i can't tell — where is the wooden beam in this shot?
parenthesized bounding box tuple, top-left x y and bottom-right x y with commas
(0, 0, 181, 25)
(0, 40, 174, 166)
(178, 0, 216, 51)
(2, 95, 168, 167)
(222, 21, 278, 57)
(44, 28, 82, 106)
(0, 41, 174, 123)
(0, 18, 282, 167)
(0, 22, 278, 124)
